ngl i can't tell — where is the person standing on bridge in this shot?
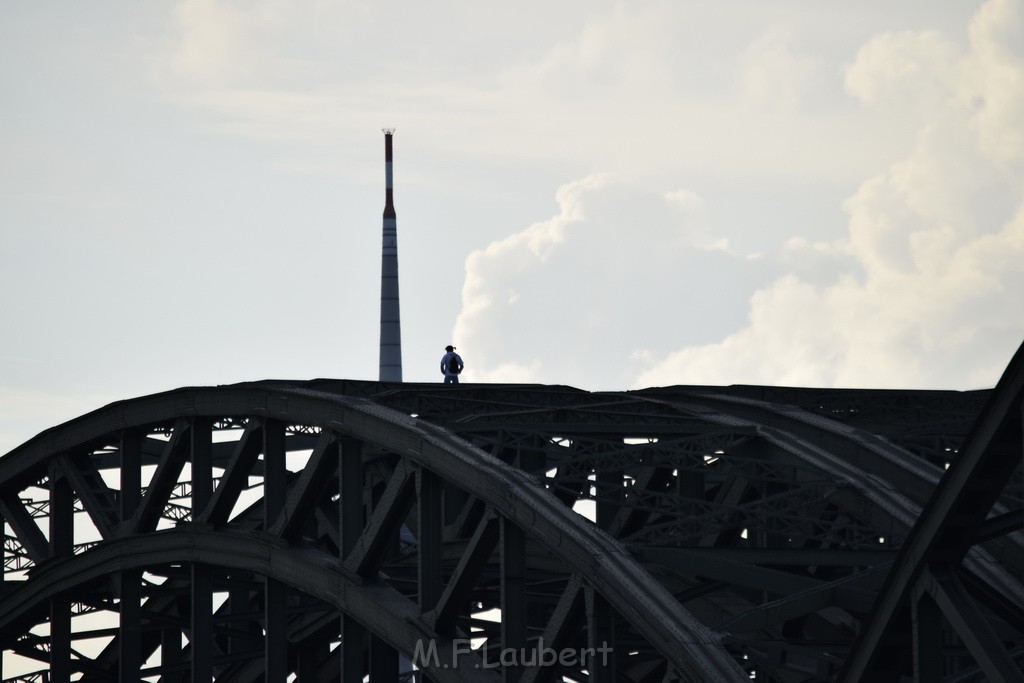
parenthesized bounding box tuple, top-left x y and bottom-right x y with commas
(441, 345, 463, 384)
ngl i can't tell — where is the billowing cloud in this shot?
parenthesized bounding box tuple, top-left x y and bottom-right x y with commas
(152, 0, 900, 187)
(455, 0, 1024, 391)
(452, 175, 764, 388)
(635, 0, 1024, 389)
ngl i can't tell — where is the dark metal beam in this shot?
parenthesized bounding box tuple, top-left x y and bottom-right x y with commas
(120, 568, 142, 683)
(585, 587, 616, 683)
(49, 469, 74, 683)
(419, 467, 444, 612)
(191, 563, 213, 681)
(717, 565, 888, 634)
(58, 452, 119, 539)
(841, 340, 1024, 681)
(190, 422, 214, 683)
(0, 488, 49, 564)
(263, 420, 289, 682)
(974, 506, 1024, 544)
(926, 566, 1024, 682)
(427, 512, 499, 634)
(639, 546, 829, 595)
(344, 459, 414, 577)
(339, 437, 366, 681)
(268, 432, 336, 542)
(125, 419, 190, 535)
(121, 429, 142, 524)
(370, 636, 400, 683)
(199, 421, 263, 525)
(339, 437, 364, 559)
(912, 589, 942, 682)
(519, 575, 584, 683)
(340, 613, 365, 682)
(631, 545, 898, 567)
(265, 577, 288, 682)
(264, 420, 287, 528)
(192, 417, 213, 515)
(162, 624, 184, 683)
(501, 518, 527, 683)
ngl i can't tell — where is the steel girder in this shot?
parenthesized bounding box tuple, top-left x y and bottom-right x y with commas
(841, 339, 1024, 682)
(1, 356, 1021, 682)
(0, 386, 743, 682)
(312, 374, 1016, 680)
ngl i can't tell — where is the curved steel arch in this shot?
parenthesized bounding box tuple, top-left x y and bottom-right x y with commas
(0, 526, 493, 682)
(0, 384, 744, 682)
(641, 389, 1024, 679)
(355, 375, 1022, 680)
(642, 391, 1024, 591)
(3, 360, 1022, 682)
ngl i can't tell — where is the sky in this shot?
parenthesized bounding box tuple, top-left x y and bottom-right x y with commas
(2, 0, 1024, 455)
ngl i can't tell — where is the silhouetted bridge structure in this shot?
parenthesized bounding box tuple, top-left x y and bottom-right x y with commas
(2, 342, 1023, 681)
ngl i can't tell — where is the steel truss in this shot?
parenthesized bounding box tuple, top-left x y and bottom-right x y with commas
(0, 344, 1021, 682)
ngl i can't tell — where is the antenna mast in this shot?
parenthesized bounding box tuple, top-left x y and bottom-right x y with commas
(379, 128, 402, 382)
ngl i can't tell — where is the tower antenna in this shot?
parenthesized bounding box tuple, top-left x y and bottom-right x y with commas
(379, 128, 402, 382)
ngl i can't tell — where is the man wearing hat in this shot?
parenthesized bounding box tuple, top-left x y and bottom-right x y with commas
(440, 345, 464, 384)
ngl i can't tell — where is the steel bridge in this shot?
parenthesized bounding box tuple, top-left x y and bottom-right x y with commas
(1, 342, 1023, 682)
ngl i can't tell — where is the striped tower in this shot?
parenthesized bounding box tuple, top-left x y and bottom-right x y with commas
(379, 128, 402, 382)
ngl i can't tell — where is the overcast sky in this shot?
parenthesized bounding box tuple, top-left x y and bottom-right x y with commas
(2, 0, 1023, 454)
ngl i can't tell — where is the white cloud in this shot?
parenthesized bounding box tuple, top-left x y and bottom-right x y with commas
(843, 30, 962, 113)
(452, 175, 758, 387)
(501, 2, 683, 101)
(637, 196, 1024, 389)
(966, 0, 1024, 160)
(740, 29, 821, 113)
(450, 0, 1024, 392)
(637, 0, 1024, 390)
(150, 0, 909, 189)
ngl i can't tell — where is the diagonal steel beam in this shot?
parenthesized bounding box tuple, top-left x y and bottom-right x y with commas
(267, 432, 336, 542)
(344, 459, 415, 577)
(198, 421, 263, 525)
(426, 512, 499, 635)
(56, 453, 119, 540)
(975, 507, 1024, 544)
(0, 488, 49, 564)
(124, 419, 191, 535)
(926, 565, 1024, 682)
(699, 474, 749, 547)
(959, 564, 1024, 634)
(519, 575, 584, 683)
(607, 465, 671, 539)
(841, 340, 1024, 681)
(716, 565, 889, 633)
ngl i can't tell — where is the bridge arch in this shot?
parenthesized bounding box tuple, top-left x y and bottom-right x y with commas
(0, 385, 743, 681)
